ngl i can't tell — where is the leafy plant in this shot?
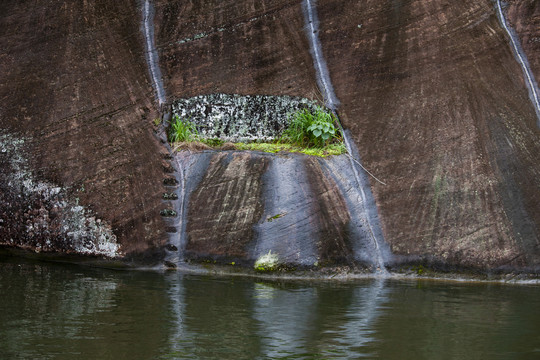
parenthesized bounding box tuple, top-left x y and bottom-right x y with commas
(307, 117, 336, 144)
(168, 115, 198, 143)
(281, 106, 340, 148)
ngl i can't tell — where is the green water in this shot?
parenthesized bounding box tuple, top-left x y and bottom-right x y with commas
(0, 256, 539, 359)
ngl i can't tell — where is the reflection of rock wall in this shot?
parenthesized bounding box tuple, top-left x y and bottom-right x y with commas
(172, 94, 319, 141)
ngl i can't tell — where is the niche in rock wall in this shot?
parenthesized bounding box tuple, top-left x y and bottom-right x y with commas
(171, 94, 319, 142)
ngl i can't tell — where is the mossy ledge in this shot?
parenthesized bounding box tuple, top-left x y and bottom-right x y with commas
(168, 94, 346, 157)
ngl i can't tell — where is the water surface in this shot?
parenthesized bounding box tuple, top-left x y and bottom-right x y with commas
(1, 256, 539, 359)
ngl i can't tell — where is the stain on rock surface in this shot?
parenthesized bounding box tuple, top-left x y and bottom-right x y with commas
(185, 152, 268, 260)
(0, 0, 167, 261)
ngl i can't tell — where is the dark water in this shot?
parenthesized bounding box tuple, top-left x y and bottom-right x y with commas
(1, 256, 539, 359)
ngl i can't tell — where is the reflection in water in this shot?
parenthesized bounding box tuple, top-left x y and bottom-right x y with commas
(252, 279, 390, 358)
(0, 260, 118, 358)
(253, 283, 318, 358)
(166, 273, 188, 357)
(324, 279, 389, 358)
(1, 257, 539, 359)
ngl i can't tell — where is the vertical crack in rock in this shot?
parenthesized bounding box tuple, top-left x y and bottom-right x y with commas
(142, 0, 166, 105)
(302, 0, 389, 273)
(0, 133, 121, 258)
(496, 0, 540, 126)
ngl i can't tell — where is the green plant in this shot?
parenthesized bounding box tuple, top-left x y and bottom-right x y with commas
(267, 212, 286, 222)
(168, 115, 198, 143)
(254, 250, 279, 272)
(281, 106, 340, 148)
(200, 138, 224, 147)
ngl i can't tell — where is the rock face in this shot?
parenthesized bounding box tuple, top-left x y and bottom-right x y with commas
(1, 0, 539, 273)
(315, 0, 540, 270)
(0, 0, 168, 262)
(507, 0, 540, 86)
(174, 150, 389, 270)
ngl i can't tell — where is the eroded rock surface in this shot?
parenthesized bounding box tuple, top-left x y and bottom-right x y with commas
(0, 0, 168, 262)
(1, 0, 539, 274)
(315, 0, 540, 270)
(507, 0, 540, 84)
(176, 150, 389, 271)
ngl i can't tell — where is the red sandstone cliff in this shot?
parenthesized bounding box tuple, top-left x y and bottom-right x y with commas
(1, 0, 539, 272)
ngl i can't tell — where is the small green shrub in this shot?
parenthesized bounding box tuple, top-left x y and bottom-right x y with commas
(168, 115, 198, 143)
(281, 107, 340, 148)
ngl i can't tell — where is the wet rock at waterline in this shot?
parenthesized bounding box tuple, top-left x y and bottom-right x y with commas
(172, 94, 319, 142)
(175, 150, 390, 271)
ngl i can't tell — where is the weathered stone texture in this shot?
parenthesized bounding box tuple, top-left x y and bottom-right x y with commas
(507, 0, 540, 83)
(154, 0, 319, 98)
(1, 0, 539, 272)
(304, 157, 353, 265)
(0, 0, 168, 259)
(316, 0, 540, 268)
(180, 151, 384, 270)
(185, 152, 269, 260)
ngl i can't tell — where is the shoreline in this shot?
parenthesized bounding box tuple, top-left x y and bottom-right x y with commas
(2, 246, 538, 286)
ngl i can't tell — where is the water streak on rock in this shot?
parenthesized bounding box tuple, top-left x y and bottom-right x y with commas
(302, 0, 339, 109)
(252, 157, 319, 266)
(143, 0, 166, 105)
(496, 0, 540, 126)
(302, 0, 389, 273)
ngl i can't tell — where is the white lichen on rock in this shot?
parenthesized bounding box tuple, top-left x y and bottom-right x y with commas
(172, 94, 320, 142)
(0, 132, 121, 258)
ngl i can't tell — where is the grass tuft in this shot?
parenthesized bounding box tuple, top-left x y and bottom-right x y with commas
(168, 115, 198, 143)
(234, 142, 345, 157)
